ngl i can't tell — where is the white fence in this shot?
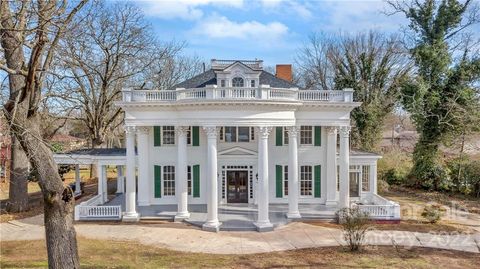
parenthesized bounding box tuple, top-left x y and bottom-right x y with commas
(122, 88, 354, 103)
(74, 195, 122, 221)
(355, 193, 401, 220)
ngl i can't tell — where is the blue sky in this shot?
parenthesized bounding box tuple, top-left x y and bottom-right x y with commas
(129, 0, 409, 66)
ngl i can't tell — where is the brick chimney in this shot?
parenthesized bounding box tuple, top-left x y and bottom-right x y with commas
(275, 64, 292, 82)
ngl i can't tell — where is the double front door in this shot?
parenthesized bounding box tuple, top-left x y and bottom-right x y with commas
(227, 170, 248, 203)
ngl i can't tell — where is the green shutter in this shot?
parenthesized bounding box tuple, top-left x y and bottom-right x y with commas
(276, 165, 283, 198)
(154, 165, 162, 198)
(192, 126, 200, 146)
(275, 127, 283, 146)
(314, 165, 321, 197)
(154, 126, 161, 147)
(314, 126, 321, 146)
(193, 164, 200, 198)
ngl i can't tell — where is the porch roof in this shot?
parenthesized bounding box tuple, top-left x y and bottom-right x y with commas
(53, 148, 131, 165)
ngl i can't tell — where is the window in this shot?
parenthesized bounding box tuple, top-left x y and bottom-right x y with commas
(284, 165, 289, 196)
(163, 166, 175, 196)
(300, 165, 313, 196)
(187, 166, 192, 195)
(250, 80, 255, 87)
(232, 77, 244, 87)
(221, 126, 253, 142)
(224, 127, 237, 142)
(162, 126, 175, 145)
(220, 79, 226, 87)
(283, 127, 289, 145)
(238, 127, 250, 142)
(300, 126, 313, 145)
(186, 127, 192, 145)
(362, 165, 370, 191)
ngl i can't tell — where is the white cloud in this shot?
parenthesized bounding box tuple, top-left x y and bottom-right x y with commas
(137, 0, 244, 20)
(191, 15, 289, 41)
(260, 0, 312, 20)
(317, 1, 406, 33)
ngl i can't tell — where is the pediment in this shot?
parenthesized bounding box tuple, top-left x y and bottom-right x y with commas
(218, 147, 257, 156)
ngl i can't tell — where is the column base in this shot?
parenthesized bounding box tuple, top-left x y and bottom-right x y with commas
(122, 212, 140, 222)
(174, 212, 190, 222)
(254, 221, 274, 232)
(286, 212, 302, 219)
(325, 200, 338, 207)
(202, 221, 221, 232)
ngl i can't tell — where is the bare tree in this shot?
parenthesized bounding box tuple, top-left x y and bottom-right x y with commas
(296, 32, 412, 151)
(50, 2, 183, 150)
(1, 0, 88, 267)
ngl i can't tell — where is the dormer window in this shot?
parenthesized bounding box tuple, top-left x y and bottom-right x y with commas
(232, 77, 244, 87)
(220, 79, 226, 87)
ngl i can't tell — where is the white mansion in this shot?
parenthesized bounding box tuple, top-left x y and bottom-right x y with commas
(55, 59, 400, 232)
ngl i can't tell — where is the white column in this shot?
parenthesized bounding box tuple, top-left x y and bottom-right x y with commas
(96, 163, 104, 202)
(74, 164, 81, 195)
(202, 126, 220, 231)
(286, 126, 301, 219)
(255, 126, 273, 231)
(102, 165, 108, 203)
(371, 163, 377, 194)
(175, 126, 190, 220)
(339, 126, 351, 208)
(123, 126, 139, 221)
(137, 127, 150, 206)
(116, 165, 124, 194)
(325, 127, 338, 206)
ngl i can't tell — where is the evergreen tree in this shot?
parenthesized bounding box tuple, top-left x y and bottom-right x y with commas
(389, 0, 480, 189)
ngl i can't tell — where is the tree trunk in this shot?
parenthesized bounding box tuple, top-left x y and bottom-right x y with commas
(10, 108, 79, 268)
(6, 135, 29, 212)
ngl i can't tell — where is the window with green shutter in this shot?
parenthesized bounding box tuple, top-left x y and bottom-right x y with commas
(193, 164, 200, 197)
(276, 165, 283, 197)
(154, 126, 161, 147)
(314, 165, 321, 197)
(314, 126, 321, 146)
(154, 165, 162, 198)
(276, 127, 283, 146)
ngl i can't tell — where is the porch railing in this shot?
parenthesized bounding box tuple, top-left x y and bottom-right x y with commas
(122, 87, 354, 103)
(74, 194, 122, 221)
(354, 193, 401, 220)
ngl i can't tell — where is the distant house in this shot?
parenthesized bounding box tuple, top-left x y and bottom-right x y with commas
(54, 59, 400, 231)
(49, 134, 87, 152)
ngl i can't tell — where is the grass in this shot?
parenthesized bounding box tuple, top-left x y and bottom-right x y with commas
(1, 238, 479, 269)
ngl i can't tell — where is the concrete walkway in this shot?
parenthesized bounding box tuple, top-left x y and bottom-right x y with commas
(1, 214, 479, 254)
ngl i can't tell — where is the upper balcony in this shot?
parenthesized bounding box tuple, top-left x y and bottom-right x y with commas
(121, 86, 355, 103)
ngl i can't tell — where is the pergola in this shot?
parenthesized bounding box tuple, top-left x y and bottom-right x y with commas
(53, 148, 128, 203)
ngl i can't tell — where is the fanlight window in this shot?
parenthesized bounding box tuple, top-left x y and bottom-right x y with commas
(232, 77, 244, 87)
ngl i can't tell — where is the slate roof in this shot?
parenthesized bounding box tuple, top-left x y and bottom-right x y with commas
(65, 148, 128, 156)
(170, 69, 300, 90)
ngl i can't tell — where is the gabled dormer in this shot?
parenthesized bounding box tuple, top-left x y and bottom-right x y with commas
(213, 60, 262, 88)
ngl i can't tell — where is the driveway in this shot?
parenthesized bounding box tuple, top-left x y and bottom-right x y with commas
(1, 214, 479, 254)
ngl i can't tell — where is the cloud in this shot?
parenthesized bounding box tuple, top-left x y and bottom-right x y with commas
(191, 15, 289, 41)
(316, 1, 406, 33)
(260, 0, 312, 20)
(137, 0, 244, 20)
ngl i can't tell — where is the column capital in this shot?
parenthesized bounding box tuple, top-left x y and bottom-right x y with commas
(175, 126, 190, 137)
(285, 126, 300, 137)
(257, 126, 273, 139)
(339, 126, 351, 137)
(202, 126, 218, 138)
(136, 126, 150, 135)
(325, 126, 338, 135)
(124, 125, 136, 134)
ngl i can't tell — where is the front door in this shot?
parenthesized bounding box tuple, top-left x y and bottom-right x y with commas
(227, 170, 248, 203)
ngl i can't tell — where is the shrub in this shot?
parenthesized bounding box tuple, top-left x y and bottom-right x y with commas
(447, 157, 480, 197)
(421, 204, 445, 224)
(336, 207, 372, 251)
(378, 149, 412, 185)
(377, 179, 389, 193)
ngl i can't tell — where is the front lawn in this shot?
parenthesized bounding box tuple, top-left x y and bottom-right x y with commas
(1, 238, 479, 268)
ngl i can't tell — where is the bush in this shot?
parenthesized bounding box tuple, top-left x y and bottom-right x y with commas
(421, 204, 445, 224)
(377, 179, 389, 193)
(447, 157, 480, 197)
(378, 149, 412, 185)
(336, 207, 372, 251)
